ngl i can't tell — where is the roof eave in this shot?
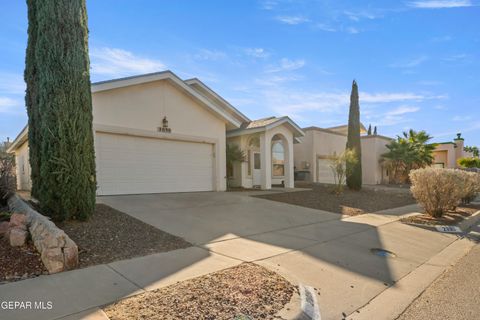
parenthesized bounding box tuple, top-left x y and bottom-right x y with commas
(7, 125, 28, 153)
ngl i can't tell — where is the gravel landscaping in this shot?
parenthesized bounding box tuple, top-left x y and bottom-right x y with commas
(401, 203, 480, 226)
(57, 204, 192, 268)
(256, 184, 416, 215)
(104, 263, 295, 320)
(0, 237, 46, 284)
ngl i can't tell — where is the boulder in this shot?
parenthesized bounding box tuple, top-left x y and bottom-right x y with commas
(41, 248, 65, 274)
(9, 228, 28, 247)
(63, 245, 79, 270)
(0, 221, 10, 238)
(10, 213, 27, 230)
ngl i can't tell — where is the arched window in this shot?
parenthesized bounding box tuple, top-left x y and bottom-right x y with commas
(272, 136, 285, 176)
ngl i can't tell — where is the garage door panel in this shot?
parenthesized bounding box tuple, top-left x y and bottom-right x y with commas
(316, 158, 336, 184)
(96, 133, 214, 195)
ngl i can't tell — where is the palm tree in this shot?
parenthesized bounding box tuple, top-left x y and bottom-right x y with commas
(226, 144, 245, 186)
(382, 130, 436, 183)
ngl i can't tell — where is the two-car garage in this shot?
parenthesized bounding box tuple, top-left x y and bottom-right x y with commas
(95, 133, 214, 196)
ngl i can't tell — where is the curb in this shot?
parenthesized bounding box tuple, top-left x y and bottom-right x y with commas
(458, 210, 480, 231)
(345, 228, 478, 320)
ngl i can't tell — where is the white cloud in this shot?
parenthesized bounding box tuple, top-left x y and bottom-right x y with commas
(343, 11, 379, 21)
(408, 0, 474, 8)
(265, 58, 305, 73)
(0, 97, 22, 114)
(361, 92, 445, 103)
(346, 27, 360, 34)
(452, 115, 472, 121)
(431, 35, 453, 42)
(90, 47, 165, 78)
(390, 56, 428, 68)
(275, 15, 310, 25)
(315, 24, 337, 32)
(261, 0, 278, 10)
(193, 49, 227, 61)
(244, 48, 270, 58)
(386, 105, 420, 116)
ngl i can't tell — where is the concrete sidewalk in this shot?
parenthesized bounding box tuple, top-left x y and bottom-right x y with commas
(0, 202, 475, 320)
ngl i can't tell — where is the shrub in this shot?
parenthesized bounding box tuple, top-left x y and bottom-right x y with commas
(457, 170, 480, 204)
(328, 149, 358, 194)
(458, 157, 480, 168)
(0, 154, 16, 206)
(410, 168, 466, 217)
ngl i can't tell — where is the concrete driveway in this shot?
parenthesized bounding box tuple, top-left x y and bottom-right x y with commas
(98, 191, 462, 320)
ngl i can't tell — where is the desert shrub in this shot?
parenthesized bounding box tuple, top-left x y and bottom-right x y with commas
(458, 157, 480, 168)
(457, 170, 480, 204)
(410, 168, 465, 217)
(329, 149, 358, 194)
(0, 153, 16, 205)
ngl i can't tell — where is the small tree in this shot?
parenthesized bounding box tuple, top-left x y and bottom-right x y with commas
(346, 80, 362, 190)
(464, 146, 479, 158)
(226, 144, 245, 188)
(458, 157, 480, 168)
(0, 146, 15, 205)
(328, 149, 358, 194)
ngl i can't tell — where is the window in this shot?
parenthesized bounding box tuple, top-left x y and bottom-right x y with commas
(272, 139, 285, 176)
(254, 153, 261, 169)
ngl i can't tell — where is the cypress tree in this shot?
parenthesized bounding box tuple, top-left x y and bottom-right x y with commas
(346, 80, 362, 190)
(374, 126, 377, 135)
(367, 124, 372, 135)
(35, 0, 96, 220)
(25, 0, 41, 198)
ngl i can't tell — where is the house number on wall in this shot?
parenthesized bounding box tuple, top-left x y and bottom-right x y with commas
(158, 116, 172, 133)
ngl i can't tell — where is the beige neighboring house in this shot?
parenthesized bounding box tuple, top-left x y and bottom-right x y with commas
(432, 133, 472, 168)
(294, 125, 392, 185)
(7, 70, 304, 195)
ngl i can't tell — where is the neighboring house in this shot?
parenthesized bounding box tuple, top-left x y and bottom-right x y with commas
(294, 125, 392, 185)
(7, 71, 303, 195)
(432, 133, 472, 168)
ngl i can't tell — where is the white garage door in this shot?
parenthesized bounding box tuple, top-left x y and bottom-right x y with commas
(316, 158, 336, 184)
(96, 133, 214, 195)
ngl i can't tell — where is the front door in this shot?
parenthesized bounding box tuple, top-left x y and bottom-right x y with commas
(253, 152, 261, 186)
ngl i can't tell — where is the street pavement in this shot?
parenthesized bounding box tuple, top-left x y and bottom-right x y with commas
(397, 226, 480, 320)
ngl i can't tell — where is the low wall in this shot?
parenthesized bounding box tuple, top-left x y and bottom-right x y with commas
(8, 193, 78, 274)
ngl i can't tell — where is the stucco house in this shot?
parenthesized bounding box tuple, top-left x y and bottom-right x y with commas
(7, 71, 304, 195)
(294, 125, 392, 185)
(432, 133, 472, 168)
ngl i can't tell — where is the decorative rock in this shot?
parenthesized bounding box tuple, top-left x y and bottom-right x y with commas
(0, 221, 10, 237)
(9, 228, 28, 247)
(63, 245, 79, 270)
(10, 213, 27, 230)
(8, 194, 79, 273)
(41, 248, 64, 274)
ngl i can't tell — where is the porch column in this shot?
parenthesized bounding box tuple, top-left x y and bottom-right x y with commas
(260, 132, 272, 189)
(285, 137, 294, 188)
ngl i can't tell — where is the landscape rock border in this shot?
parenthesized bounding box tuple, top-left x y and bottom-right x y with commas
(7, 193, 78, 274)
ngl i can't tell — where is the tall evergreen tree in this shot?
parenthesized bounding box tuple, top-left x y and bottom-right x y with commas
(346, 80, 362, 190)
(373, 126, 377, 135)
(34, 0, 96, 220)
(25, 0, 41, 198)
(367, 124, 372, 135)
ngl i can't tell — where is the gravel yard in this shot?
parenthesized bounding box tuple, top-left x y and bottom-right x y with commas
(401, 203, 480, 226)
(0, 237, 46, 284)
(256, 184, 415, 215)
(104, 263, 295, 320)
(58, 204, 192, 268)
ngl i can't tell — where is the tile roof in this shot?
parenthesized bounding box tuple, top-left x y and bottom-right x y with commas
(243, 117, 279, 129)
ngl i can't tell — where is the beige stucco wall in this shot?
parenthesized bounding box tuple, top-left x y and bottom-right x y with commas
(293, 128, 347, 183)
(293, 128, 390, 185)
(92, 79, 228, 191)
(14, 141, 31, 191)
(361, 136, 390, 185)
(433, 144, 456, 168)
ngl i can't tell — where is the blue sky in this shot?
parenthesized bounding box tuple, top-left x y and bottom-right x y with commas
(1, 0, 479, 145)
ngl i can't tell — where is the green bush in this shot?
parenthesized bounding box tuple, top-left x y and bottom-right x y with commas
(410, 168, 480, 217)
(458, 157, 480, 168)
